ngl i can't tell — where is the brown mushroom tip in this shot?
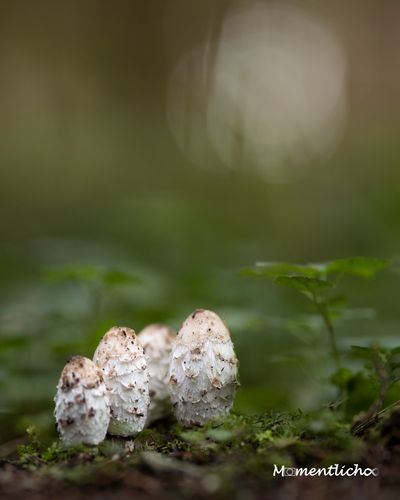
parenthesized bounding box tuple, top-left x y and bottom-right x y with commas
(104, 326, 136, 339)
(61, 356, 103, 388)
(191, 308, 205, 319)
(63, 355, 96, 375)
(94, 326, 144, 362)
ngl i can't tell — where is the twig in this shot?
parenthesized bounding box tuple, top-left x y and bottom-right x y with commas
(352, 347, 390, 436)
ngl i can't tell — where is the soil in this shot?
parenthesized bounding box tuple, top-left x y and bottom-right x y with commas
(1, 411, 399, 500)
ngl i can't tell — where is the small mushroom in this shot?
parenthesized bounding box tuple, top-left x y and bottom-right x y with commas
(93, 326, 150, 436)
(168, 309, 238, 426)
(54, 356, 110, 445)
(138, 323, 176, 424)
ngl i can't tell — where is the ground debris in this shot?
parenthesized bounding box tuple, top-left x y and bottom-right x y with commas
(1, 410, 400, 499)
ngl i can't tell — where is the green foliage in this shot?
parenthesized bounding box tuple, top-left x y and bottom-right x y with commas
(0, 335, 28, 349)
(43, 264, 140, 288)
(242, 257, 390, 371)
(325, 257, 389, 278)
(326, 343, 400, 426)
(176, 411, 311, 453)
(242, 256, 399, 429)
(349, 344, 400, 394)
(242, 257, 389, 281)
(17, 426, 42, 461)
(274, 276, 333, 300)
(241, 262, 321, 279)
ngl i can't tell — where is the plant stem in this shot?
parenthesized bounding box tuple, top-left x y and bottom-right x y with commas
(315, 300, 341, 370)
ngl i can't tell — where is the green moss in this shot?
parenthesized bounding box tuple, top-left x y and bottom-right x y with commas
(13, 409, 370, 484)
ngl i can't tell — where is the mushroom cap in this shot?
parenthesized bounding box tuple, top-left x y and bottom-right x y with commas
(138, 324, 176, 424)
(59, 355, 103, 390)
(93, 326, 144, 364)
(178, 309, 231, 347)
(54, 356, 110, 446)
(168, 309, 238, 426)
(138, 323, 176, 358)
(93, 326, 150, 436)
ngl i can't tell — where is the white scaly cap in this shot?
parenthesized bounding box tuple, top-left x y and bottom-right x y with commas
(93, 326, 150, 436)
(54, 356, 110, 445)
(138, 323, 176, 424)
(168, 309, 238, 426)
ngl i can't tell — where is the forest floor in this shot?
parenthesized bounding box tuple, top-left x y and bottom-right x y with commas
(1, 410, 400, 500)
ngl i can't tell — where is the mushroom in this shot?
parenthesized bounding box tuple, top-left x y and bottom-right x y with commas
(93, 326, 150, 436)
(168, 309, 238, 426)
(138, 323, 176, 424)
(54, 356, 110, 445)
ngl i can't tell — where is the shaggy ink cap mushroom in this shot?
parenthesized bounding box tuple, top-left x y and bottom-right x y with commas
(93, 326, 150, 436)
(138, 323, 176, 424)
(168, 309, 238, 426)
(54, 356, 110, 446)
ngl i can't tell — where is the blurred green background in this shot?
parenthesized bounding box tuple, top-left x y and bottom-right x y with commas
(1, 0, 400, 447)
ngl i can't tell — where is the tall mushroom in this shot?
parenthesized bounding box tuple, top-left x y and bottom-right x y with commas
(168, 309, 238, 426)
(93, 326, 150, 436)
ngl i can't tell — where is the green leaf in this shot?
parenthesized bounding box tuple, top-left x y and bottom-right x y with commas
(255, 429, 274, 443)
(388, 346, 400, 369)
(327, 295, 347, 310)
(0, 335, 28, 350)
(350, 345, 374, 360)
(102, 269, 140, 286)
(242, 257, 388, 281)
(242, 262, 322, 279)
(275, 276, 333, 300)
(330, 367, 355, 389)
(325, 257, 389, 278)
(43, 264, 139, 287)
(43, 264, 103, 283)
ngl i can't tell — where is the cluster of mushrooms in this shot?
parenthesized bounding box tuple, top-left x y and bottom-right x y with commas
(54, 309, 238, 445)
